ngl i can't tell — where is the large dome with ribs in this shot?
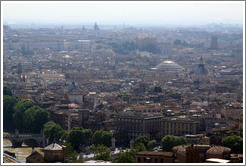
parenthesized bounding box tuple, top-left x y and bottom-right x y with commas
(155, 60, 183, 72)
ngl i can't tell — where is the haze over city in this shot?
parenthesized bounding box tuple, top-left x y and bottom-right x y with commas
(2, 1, 245, 27)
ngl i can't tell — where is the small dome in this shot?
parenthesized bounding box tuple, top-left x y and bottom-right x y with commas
(64, 55, 70, 58)
(155, 60, 183, 72)
(122, 82, 132, 87)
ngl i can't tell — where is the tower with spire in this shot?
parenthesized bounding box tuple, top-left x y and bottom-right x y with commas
(94, 22, 100, 30)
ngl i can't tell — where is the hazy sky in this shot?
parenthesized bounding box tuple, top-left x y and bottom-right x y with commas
(2, 1, 245, 26)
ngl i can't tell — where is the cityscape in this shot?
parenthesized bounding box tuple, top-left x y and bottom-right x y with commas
(2, 1, 244, 164)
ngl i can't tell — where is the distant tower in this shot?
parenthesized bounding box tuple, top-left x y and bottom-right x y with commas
(94, 22, 100, 30)
(82, 26, 86, 30)
(210, 36, 218, 49)
(81, 26, 86, 34)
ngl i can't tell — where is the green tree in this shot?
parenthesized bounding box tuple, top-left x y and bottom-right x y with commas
(3, 95, 19, 131)
(173, 39, 189, 46)
(13, 99, 34, 131)
(222, 136, 243, 153)
(3, 86, 12, 96)
(43, 121, 64, 143)
(92, 130, 113, 147)
(137, 37, 160, 54)
(182, 40, 189, 46)
(92, 144, 112, 161)
(161, 135, 187, 152)
(23, 106, 49, 133)
(176, 136, 187, 145)
(174, 39, 182, 45)
(147, 140, 157, 151)
(134, 142, 146, 152)
(60, 142, 77, 163)
(110, 41, 136, 55)
(59, 130, 69, 141)
(68, 127, 92, 151)
(115, 148, 136, 163)
(134, 136, 150, 148)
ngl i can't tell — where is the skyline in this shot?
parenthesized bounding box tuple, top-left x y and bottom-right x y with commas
(2, 1, 245, 27)
(2, 1, 244, 164)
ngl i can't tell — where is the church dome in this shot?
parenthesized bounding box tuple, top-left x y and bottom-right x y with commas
(194, 64, 208, 75)
(194, 57, 208, 75)
(155, 60, 183, 72)
(68, 82, 77, 91)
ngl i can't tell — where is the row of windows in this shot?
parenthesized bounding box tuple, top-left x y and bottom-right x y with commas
(128, 132, 144, 137)
(164, 129, 195, 132)
(117, 123, 196, 130)
(163, 130, 195, 135)
(117, 118, 162, 122)
(117, 118, 198, 125)
(117, 124, 162, 130)
(118, 118, 143, 122)
(164, 128, 193, 132)
(164, 125, 195, 130)
(163, 122, 197, 125)
(164, 123, 197, 128)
